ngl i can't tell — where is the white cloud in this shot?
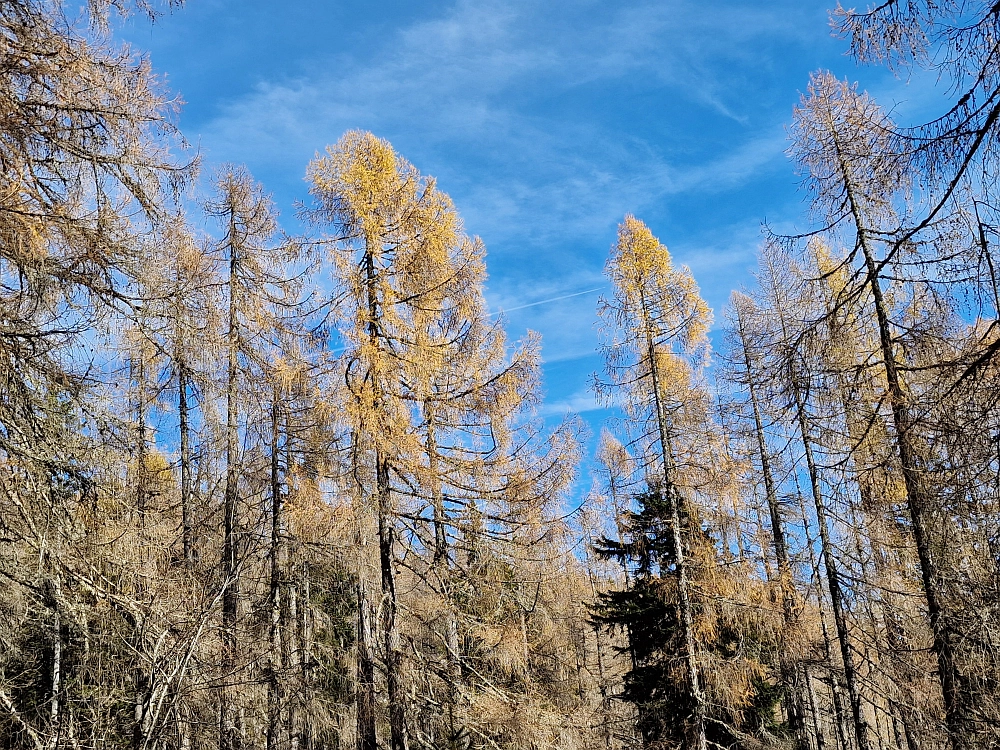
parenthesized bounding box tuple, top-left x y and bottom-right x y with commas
(194, 0, 810, 183)
(539, 389, 607, 417)
(176, 0, 852, 365)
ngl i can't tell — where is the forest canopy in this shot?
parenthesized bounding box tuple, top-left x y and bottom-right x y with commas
(2, 2, 1000, 750)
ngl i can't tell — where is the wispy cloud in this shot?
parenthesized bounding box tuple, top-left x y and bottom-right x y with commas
(195, 0, 813, 194)
(539, 389, 607, 418)
(172, 0, 854, 370)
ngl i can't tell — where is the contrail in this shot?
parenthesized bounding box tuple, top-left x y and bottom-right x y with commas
(327, 287, 606, 354)
(493, 286, 604, 315)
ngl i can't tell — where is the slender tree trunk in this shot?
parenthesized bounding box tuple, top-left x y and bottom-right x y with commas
(519, 605, 531, 673)
(736, 310, 794, 602)
(640, 291, 706, 750)
(833, 137, 962, 748)
(300, 567, 313, 747)
(136, 355, 149, 527)
(427, 403, 448, 569)
(378, 457, 409, 750)
(175, 685, 191, 750)
(288, 572, 302, 750)
(837, 379, 930, 750)
(179, 361, 193, 564)
(858, 240, 959, 745)
(220, 222, 241, 750)
(796, 486, 852, 750)
(267, 389, 284, 750)
(585, 547, 614, 750)
(763, 251, 870, 750)
(133, 357, 152, 750)
(356, 578, 377, 750)
(788, 373, 871, 750)
(804, 666, 826, 750)
(735, 310, 806, 746)
(360, 237, 408, 750)
(425, 401, 463, 748)
(49, 575, 62, 750)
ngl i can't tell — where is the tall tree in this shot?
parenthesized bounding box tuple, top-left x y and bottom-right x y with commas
(304, 131, 451, 750)
(0, 2, 190, 748)
(726, 291, 808, 747)
(205, 166, 292, 750)
(754, 244, 874, 750)
(788, 72, 1000, 746)
(594, 215, 712, 750)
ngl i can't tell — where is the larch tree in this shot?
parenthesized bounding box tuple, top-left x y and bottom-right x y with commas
(0, 1, 191, 747)
(788, 71, 1000, 747)
(154, 217, 221, 567)
(205, 166, 301, 750)
(593, 215, 711, 750)
(304, 130, 453, 750)
(305, 130, 584, 750)
(755, 240, 876, 750)
(725, 291, 808, 748)
(399, 225, 580, 749)
(809, 237, 942, 748)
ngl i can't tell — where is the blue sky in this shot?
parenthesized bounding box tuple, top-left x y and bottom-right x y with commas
(119, 0, 948, 440)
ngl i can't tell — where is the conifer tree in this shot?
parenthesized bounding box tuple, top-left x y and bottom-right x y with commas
(0, 2, 190, 747)
(205, 166, 296, 750)
(304, 131, 452, 750)
(725, 291, 809, 747)
(594, 215, 712, 750)
(788, 72, 1000, 746)
(306, 130, 582, 750)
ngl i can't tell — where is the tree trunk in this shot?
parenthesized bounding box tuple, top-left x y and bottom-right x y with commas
(49, 575, 62, 750)
(288, 572, 302, 750)
(640, 290, 706, 750)
(859, 238, 960, 746)
(133, 357, 152, 750)
(788, 372, 871, 750)
(356, 578, 377, 750)
(179, 361, 193, 564)
(220, 219, 241, 750)
(763, 250, 871, 750)
(359, 234, 409, 750)
(300, 567, 313, 748)
(378, 457, 409, 750)
(267, 389, 284, 750)
(833, 135, 962, 748)
(584, 544, 614, 750)
(425, 401, 463, 748)
(805, 666, 826, 750)
(795, 486, 852, 750)
(735, 309, 806, 746)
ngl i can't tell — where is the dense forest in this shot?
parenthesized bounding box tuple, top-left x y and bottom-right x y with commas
(3, 1, 1000, 750)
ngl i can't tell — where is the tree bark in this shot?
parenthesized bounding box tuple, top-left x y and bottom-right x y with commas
(788, 371, 871, 750)
(378, 457, 409, 750)
(359, 232, 409, 750)
(267, 390, 284, 750)
(220, 214, 241, 750)
(735, 305, 807, 746)
(805, 666, 827, 750)
(178, 361, 193, 564)
(49, 575, 62, 750)
(639, 288, 706, 750)
(356, 578, 377, 750)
